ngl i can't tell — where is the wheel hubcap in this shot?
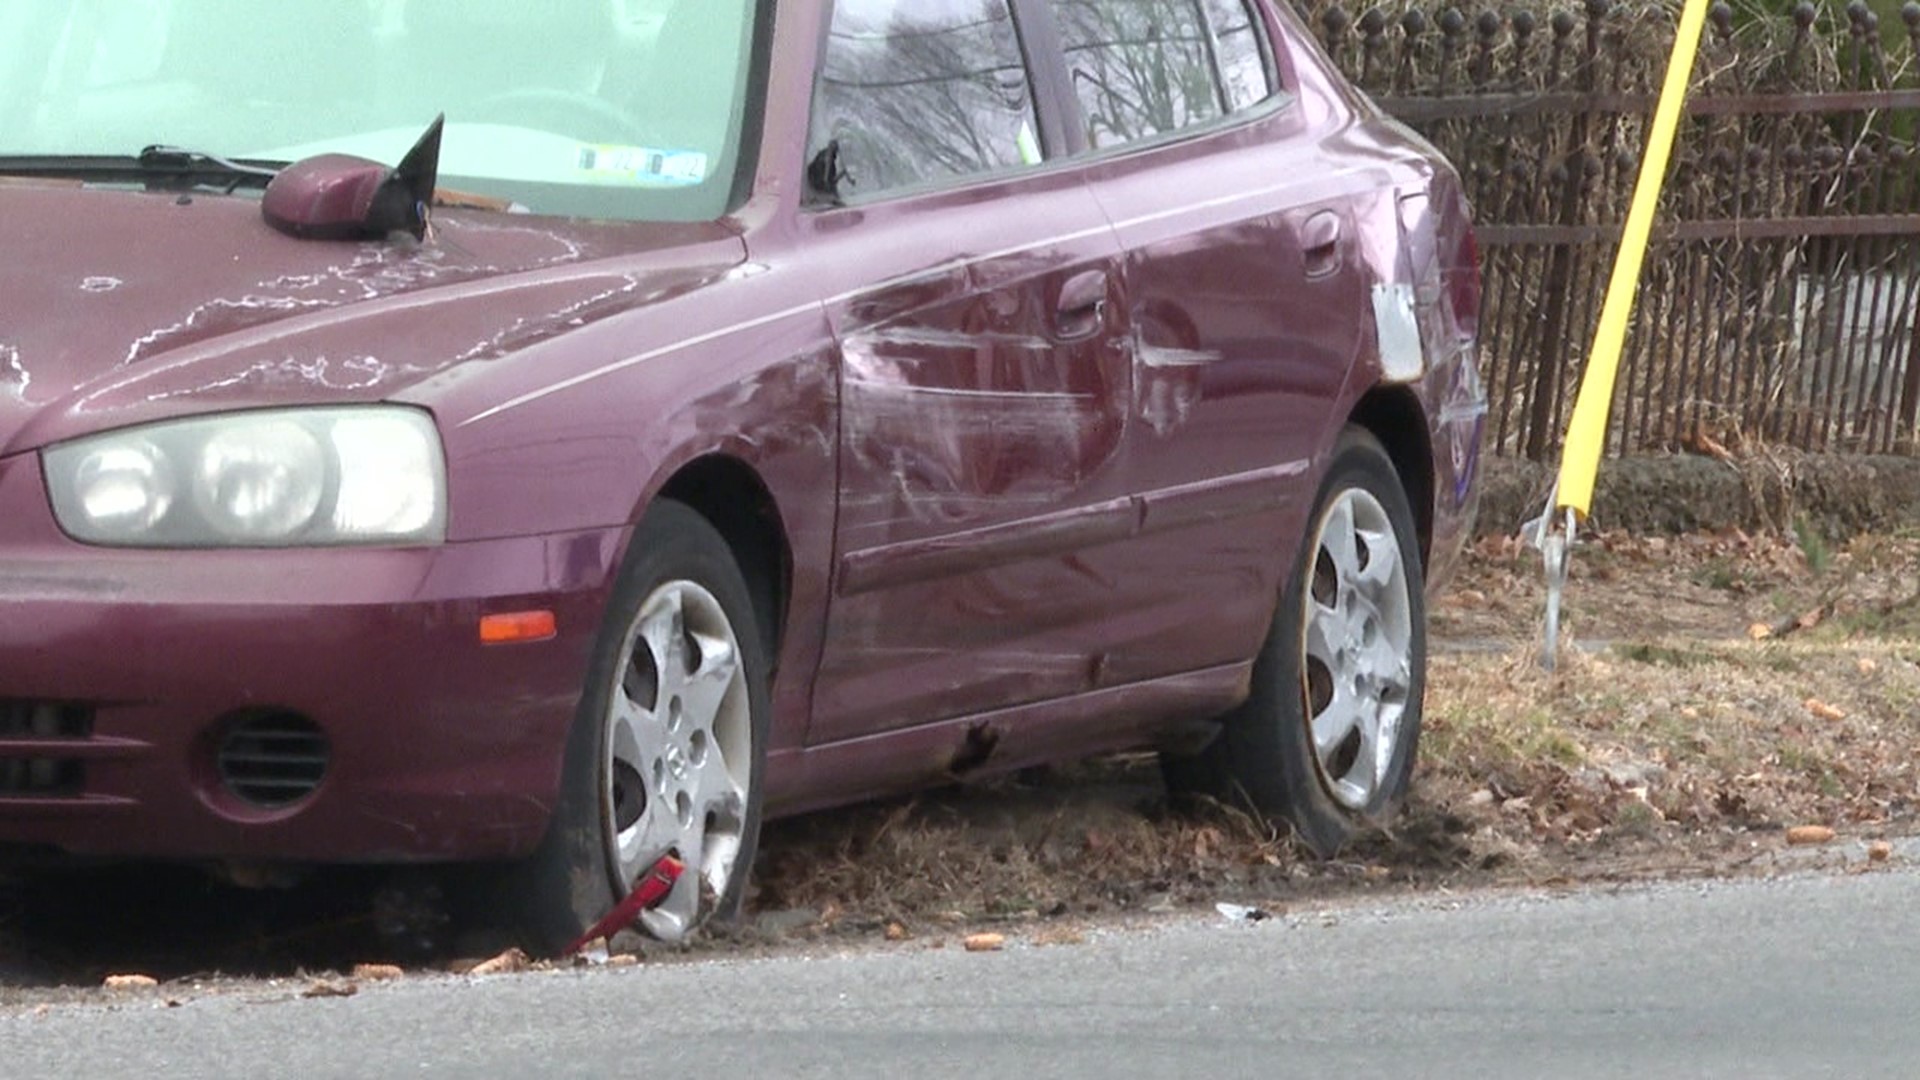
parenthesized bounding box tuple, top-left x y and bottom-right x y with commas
(603, 580, 751, 942)
(1300, 488, 1414, 811)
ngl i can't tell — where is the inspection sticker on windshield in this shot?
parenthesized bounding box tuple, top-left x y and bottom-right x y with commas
(576, 145, 708, 186)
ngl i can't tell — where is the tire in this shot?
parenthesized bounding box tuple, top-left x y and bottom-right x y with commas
(1162, 426, 1427, 856)
(507, 500, 769, 954)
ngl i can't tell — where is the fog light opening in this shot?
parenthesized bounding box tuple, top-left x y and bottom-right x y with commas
(214, 711, 330, 809)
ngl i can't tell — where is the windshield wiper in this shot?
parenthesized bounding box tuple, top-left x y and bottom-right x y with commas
(137, 145, 282, 187)
(0, 146, 284, 191)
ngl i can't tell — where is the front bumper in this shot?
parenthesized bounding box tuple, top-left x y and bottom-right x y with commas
(0, 452, 620, 864)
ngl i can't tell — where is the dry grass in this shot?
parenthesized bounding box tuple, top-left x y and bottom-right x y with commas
(751, 761, 1309, 934)
(1424, 637, 1920, 844)
(745, 530, 1920, 942)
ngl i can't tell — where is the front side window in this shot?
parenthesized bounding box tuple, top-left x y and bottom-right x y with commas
(808, 0, 1043, 200)
(0, 0, 760, 222)
(1055, 0, 1274, 149)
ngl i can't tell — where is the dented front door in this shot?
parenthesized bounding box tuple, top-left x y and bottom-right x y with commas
(801, 174, 1135, 743)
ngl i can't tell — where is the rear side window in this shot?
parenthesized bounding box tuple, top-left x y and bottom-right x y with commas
(1199, 0, 1272, 111)
(809, 0, 1044, 198)
(1054, 0, 1274, 148)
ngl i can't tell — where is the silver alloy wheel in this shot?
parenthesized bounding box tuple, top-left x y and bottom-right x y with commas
(602, 579, 752, 942)
(1300, 487, 1415, 811)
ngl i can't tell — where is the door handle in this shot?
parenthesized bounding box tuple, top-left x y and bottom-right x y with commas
(1054, 268, 1110, 342)
(1302, 210, 1344, 279)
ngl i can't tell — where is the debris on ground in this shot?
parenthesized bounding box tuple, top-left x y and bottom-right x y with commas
(571, 938, 612, 967)
(1805, 699, 1847, 722)
(755, 908, 821, 938)
(1787, 826, 1837, 846)
(301, 979, 358, 999)
(467, 948, 531, 977)
(102, 975, 156, 991)
(962, 933, 1006, 952)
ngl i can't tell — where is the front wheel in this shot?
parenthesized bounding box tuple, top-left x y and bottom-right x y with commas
(507, 500, 768, 952)
(1163, 427, 1426, 855)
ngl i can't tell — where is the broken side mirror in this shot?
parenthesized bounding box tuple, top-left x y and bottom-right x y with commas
(262, 115, 443, 241)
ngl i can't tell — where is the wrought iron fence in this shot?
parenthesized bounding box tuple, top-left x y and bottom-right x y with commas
(1302, 0, 1920, 458)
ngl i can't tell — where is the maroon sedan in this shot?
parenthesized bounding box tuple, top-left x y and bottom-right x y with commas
(0, 0, 1482, 949)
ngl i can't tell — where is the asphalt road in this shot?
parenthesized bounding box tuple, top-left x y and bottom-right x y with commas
(6, 865, 1917, 1079)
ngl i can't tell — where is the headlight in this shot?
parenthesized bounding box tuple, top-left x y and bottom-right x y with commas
(43, 408, 446, 547)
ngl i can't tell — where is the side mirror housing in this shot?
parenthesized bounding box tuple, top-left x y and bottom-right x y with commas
(262, 115, 443, 241)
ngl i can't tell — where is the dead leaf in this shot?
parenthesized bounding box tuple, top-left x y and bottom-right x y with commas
(103, 974, 157, 990)
(469, 947, 531, 976)
(1786, 825, 1836, 846)
(963, 932, 1005, 952)
(1747, 622, 1772, 641)
(351, 964, 404, 982)
(1806, 699, 1847, 722)
(884, 922, 911, 942)
(606, 954, 641, 968)
(302, 979, 358, 999)
(1193, 826, 1223, 861)
(1868, 840, 1894, 863)
(1858, 657, 1879, 676)
(1034, 927, 1087, 947)
(1685, 425, 1736, 463)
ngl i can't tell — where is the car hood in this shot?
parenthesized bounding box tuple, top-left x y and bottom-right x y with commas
(0, 180, 746, 455)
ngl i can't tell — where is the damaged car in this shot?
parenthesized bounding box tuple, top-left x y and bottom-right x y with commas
(0, 0, 1483, 950)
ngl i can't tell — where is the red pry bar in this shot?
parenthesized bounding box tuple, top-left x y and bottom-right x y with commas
(563, 854, 685, 956)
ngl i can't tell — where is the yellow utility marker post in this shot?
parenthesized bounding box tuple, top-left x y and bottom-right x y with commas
(1534, 0, 1713, 669)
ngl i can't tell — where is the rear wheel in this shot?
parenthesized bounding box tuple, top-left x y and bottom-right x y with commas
(508, 500, 767, 953)
(1163, 427, 1426, 855)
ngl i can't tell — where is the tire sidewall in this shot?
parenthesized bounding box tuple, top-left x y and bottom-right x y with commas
(1272, 428, 1428, 847)
(516, 500, 769, 953)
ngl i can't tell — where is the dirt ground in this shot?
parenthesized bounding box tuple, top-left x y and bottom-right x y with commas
(3, 527, 1918, 1007)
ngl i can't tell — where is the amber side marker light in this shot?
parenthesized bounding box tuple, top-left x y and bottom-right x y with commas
(480, 610, 558, 645)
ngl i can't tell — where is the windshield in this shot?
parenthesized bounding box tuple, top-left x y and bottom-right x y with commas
(0, 0, 759, 221)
